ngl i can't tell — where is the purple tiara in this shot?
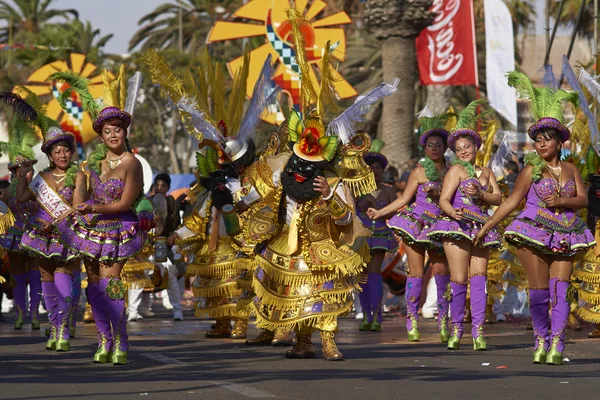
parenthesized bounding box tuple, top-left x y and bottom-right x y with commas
(527, 117, 570, 142)
(447, 129, 482, 151)
(41, 127, 75, 154)
(419, 128, 449, 147)
(92, 106, 132, 134)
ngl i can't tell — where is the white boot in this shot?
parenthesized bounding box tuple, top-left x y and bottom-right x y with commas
(421, 278, 438, 319)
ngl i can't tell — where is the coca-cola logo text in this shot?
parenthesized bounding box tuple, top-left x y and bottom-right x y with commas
(425, 0, 464, 83)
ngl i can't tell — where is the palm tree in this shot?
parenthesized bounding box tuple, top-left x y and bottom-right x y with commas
(506, 0, 536, 65)
(129, 0, 238, 52)
(550, 0, 594, 39)
(0, 0, 78, 42)
(364, 0, 435, 168)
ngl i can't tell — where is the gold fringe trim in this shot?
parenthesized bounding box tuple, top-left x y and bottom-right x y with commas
(344, 175, 377, 198)
(236, 278, 253, 290)
(248, 301, 352, 333)
(186, 261, 238, 278)
(122, 259, 154, 273)
(578, 289, 600, 304)
(194, 303, 246, 320)
(576, 307, 600, 324)
(0, 210, 15, 235)
(233, 257, 257, 273)
(506, 264, 527, 280)
(251, 277, 356, 312)
(574, 268, 600, 283)
(192, 281, 241, 299)
(122, 277, 153, 290)
(255, 254, 365, 288)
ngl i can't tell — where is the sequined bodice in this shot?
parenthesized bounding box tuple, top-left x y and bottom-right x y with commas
(90, 170, 125, 205)
(357, 192, 393, 228)
(9, 197, 37, 228)
(404, 181, 443, 216)
(524, 178, 576, 214)
(59, 186, 74, 205)
(451, 179, 489, 212)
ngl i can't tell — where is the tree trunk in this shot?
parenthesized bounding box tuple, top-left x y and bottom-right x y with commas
(426, 85, 453, 115)
(380, 36, 417, 168)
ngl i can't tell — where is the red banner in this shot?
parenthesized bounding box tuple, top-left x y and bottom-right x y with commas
(416, 0, 478, 86)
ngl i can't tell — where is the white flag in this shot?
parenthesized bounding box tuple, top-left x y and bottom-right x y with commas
(484, 0, 517, 127)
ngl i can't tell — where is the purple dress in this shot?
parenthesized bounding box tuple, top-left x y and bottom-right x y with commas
(58, 170, 147, 262)
(20, 184, 76, 261)
(0, 198, 37, 252)
(504, 178, 595, 255)
(428, 178, 502, 248)
(356, 189, 398, 252)
(387, 181, 442, 249)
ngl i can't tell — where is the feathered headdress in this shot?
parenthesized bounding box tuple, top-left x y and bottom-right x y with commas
(284, 7, 399, 164)
(0, 90, 45, 169)
(141, 46, 280, 166)
(47, 71, 102, 121)
(447, 99, 488, 151)
(507, 70, 579, 141)
(416, 105, 450, 147)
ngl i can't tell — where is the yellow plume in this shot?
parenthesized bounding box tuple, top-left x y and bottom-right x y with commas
(287, 7, 318, 114)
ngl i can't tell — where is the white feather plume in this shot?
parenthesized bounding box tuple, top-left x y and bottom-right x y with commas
(327, 78, 400, 144)
(237, 54, 281, 143)
(488, 130, 516, 178)
(176, 96, 224, 144)
(124, 71, 142, 117)
(416, 105, 435, 118)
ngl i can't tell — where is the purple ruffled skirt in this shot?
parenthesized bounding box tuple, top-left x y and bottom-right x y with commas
(504, 217, 595, 256)
(58, 211, 147, 263)
(387, 210, 439, 249)
(428, 218, 502, 249)
(368, 224, 399, 252)
(0, 223, 25, 252)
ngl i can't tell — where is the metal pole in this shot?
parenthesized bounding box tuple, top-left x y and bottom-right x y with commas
(178, 7, 183, 53)
(543, 0, 566, 66)
(546, 0, 551, 56)
(559, 0, 588, 86)
(595, 0, 599, 59)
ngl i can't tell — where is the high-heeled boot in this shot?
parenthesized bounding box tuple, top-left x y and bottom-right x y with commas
(104, 277, 128, 365)
(88, 280, 112, 363)
(434, 274, 451, 342)
(547, 279, 569, 365)
(11, 274, 27, 329)
(368, 273, 384, 332)
(69, 271, 81, 337)
(448, 281, 467, 350)
(54, 271, 73, 351)
(27, 269, 42, 330)
(357, 277, 371, 331)
(529, 287, 550, 364)
(470, 274, 487, 350)
(405, 276, 422, 341)
(42, 280, 59, 350)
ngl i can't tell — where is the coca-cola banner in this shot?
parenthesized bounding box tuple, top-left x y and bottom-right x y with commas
(416, 0, 478, 86)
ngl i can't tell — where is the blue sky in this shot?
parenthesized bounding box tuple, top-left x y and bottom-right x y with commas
(50, 0, 561, 54)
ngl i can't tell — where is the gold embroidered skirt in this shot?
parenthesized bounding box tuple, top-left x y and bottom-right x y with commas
(185, 236, 247, 320)
(250, 227, 365, 333)
(574, 248, 600, 323)
(120, 245, 154, 290)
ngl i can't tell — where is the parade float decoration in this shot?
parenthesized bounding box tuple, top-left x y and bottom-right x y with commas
(207, 0, 357, 124)
(17, 53, 113, 149)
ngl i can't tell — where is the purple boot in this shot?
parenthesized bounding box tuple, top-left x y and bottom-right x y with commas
(547, 278, 569, 365)
(88, 279, 113, 363)
(405, 276, 422, 341)
(529, 288, 550, 364)
(103, 277, 128, 365)
(69, 271, 81, 337)
(12, 274, 27, 329)
(448, 281, 467, 349)
(41, 280, 59, 350)
(368, 273, 384, 332)
(434, 274, 451, 342)
(470, 275, 487, 350)
(54, 272, 72, 351)
(358, 278, 371, 331)
(27, 269, 42, 329)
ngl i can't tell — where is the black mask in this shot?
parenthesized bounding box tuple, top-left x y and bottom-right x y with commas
(209, 170, 234, 210)
(282, 153, 329, 203)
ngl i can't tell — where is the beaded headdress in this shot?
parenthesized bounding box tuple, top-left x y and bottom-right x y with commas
(41, 126, 75, 154)
(507, 70, 579, 141)
(447, 99, 488, 151)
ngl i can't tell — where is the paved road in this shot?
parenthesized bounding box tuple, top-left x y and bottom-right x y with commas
(1, 306, 599, 400)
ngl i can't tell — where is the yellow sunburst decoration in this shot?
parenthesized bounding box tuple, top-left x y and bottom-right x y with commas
(18, 53, 113, 145)
(207, 0, 357, 125)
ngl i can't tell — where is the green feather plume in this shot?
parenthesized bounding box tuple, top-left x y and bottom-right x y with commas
(507, 71, 579, 123)
(523, 152, 546, 181)
(452, 158, 476, 178)
(6, 116, 39, 162)
(453, 99, 489, 132)
(420, 156, 439, 181)
(47, 71, 101, 120)
(369, 138, 385, 153)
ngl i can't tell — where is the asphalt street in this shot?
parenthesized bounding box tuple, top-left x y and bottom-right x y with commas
(1, 305, 599, 400)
